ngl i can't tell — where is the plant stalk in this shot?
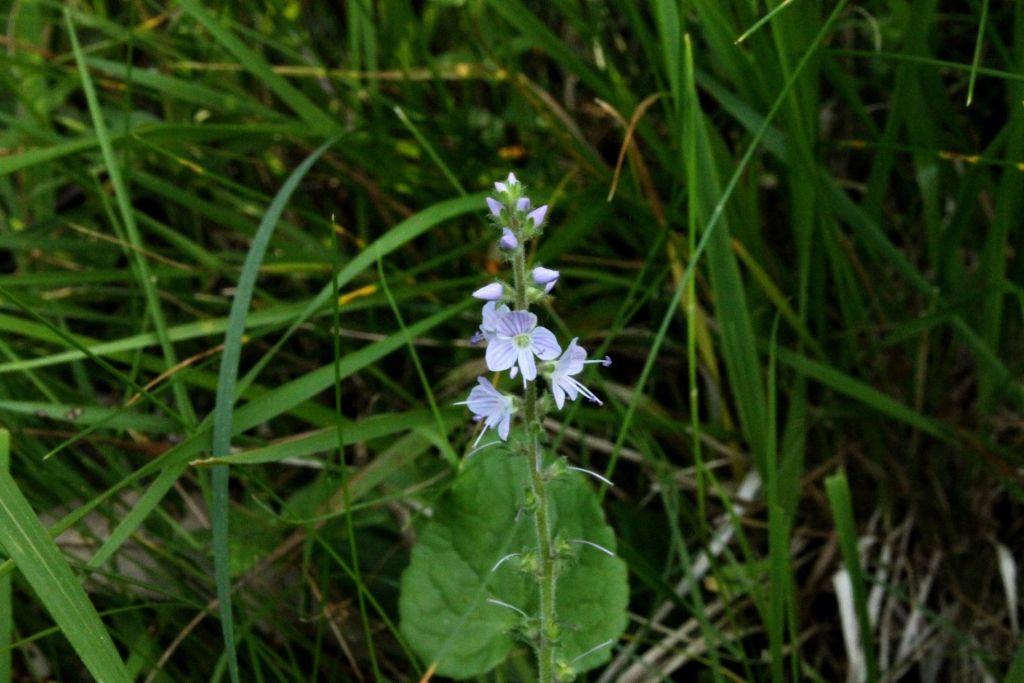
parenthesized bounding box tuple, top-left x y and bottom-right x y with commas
(512, 234, 558, 682)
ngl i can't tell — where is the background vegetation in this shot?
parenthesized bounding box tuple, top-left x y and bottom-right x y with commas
(1, 0, 1022, 680)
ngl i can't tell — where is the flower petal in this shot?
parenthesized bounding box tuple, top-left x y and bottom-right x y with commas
(530, 326, 561, 360)
(496, 310, 537, 337)
(498, 412, 511, 440)
(486, 339, 517, 371)
(516, 197, 531, 212)
(481, 302, 509, 331)
(517, 348, 537, 381)
(561, 376, 580, 402)
(465, 383, 505, 416)
(552, 382, 566, 410)
(475, 376, 501, 397)
(486, 197, 503, 216)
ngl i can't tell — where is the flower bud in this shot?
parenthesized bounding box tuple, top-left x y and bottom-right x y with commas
(472, 282, 504, 301)
(494, 172, 519, 193)
(527, 205, 548, 228)
(500, 228, 518, 250)
(486, 197, 504, 217)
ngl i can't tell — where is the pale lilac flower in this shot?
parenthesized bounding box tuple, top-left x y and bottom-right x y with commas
(472, 282, 504, 301)
(516, 197, 531, 212)
(532, 266, 559, 294)
(527, 205, 548, 228)
(471, 301, 510, 345)
(486, 197, 504, 217)
(494, 172, 519, 193)
(486, 311, 560, 382)
(455, 377, 515, 445)
(500, 228, 518, 250)
(548, 337, 602, 409)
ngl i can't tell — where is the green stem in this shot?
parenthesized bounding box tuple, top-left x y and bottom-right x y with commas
(512, 233, 557, 682)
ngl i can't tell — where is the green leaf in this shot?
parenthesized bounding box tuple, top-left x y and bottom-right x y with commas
(399, 451, 628, 678)
(0, 431, 131, 683)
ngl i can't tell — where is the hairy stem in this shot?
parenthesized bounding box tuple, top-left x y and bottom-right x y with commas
(512, 234, 557, 682)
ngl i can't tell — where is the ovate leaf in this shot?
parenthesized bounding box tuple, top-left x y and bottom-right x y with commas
(399, 450, 628, 678)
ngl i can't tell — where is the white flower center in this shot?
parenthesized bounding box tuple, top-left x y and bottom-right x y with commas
(513, 333, 531, 349)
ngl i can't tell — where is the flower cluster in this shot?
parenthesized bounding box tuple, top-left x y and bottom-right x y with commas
(457, 174, 610, 446)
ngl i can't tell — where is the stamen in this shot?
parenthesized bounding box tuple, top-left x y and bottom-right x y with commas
(570, 378, 602, 405)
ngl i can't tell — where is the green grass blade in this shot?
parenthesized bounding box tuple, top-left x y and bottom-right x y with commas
(0, 430, 131, 683)
(735, 0, 798, 45)
(66, 9, 195, 424)
(0, 431, 9, 683)
(82, 302, 468, 584)
(967, 0, 991, 105)
(376, 255, 459, 466)
(603, 0, 853, 484)
(393, 106, 466, 196)
(766, 315, 790, 683)
(774, 347, 953, 440)
(175, 0, 337, 132)
(1004, 645, 1024, 683)
(229, 193, 486, 400)
(825, 471, 878, 683)
(209, 137, 338, 683)
(204, 409, 456, 466)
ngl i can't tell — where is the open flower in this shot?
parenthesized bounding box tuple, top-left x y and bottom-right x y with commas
(455, 377, 515, 445)
(486, 311, 560, 382)
(470, 301, 510, 345)
(548, 337, 603, 409)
